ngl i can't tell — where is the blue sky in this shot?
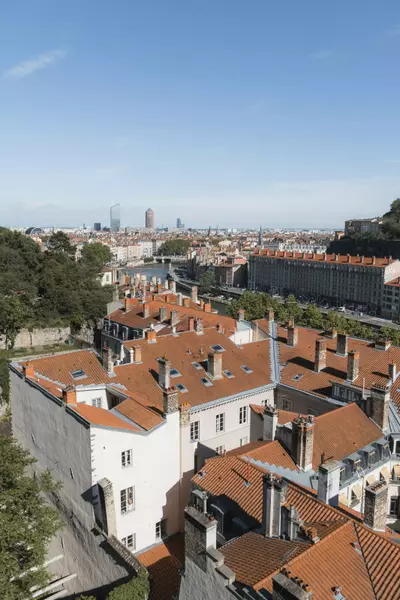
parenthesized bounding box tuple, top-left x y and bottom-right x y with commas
(1, 1, 400, 229)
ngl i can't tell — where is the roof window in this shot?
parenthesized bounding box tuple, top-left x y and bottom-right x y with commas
(241, 365, 253, 374)
(170, 368, 182, 378)
(201, 377, 213, 387)
(176, 383, 188, 393)
(211, 344, 225, 352)
(192, 361, 203, 370)
(223, 370, 234, 379)
(292, 374, 303, 381)
(71, 369, 87, 380)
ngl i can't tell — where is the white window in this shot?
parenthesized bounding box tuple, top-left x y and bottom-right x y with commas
(92, 397, 102, 408)
(216, 445, 225, 455)
(239, 406, 248, 425)
(216, 413, 225, 433)
(240, 437, 248, 446)
(121, 449, 132, 468)
(120, 486, 135, 514)
(121, 533, 136, 550)
(190, 421, 200, 441)
(155, 519, 166, 540)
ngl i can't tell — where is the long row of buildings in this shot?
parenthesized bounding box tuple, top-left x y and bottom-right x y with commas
(9, 277, 400, 598)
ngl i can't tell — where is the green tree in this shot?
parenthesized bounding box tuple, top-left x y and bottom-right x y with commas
(47, 231, 75, 256)
(0, 436, 62, 599)
(107, 570, 150, 600)
(284, 295, 302, 322)
(81, 243, 112, 272)
(0, 352, 10, 405)
(0, 296, 31, 349)
(199, 270, 216, 294)
(301, 304, 324, 329)
(158, 239, 190, 256)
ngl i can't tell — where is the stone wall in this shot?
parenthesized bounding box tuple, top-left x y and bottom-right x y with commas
(0, 326, 71, 350)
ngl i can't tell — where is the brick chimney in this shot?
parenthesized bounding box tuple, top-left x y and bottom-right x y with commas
(336, 333, 348, 357)
(170, 309, 180, 327)
(163, 387, 179, 415)
(159, 306, 168, 322)
(317, 459, 340, 506)
(389, 361, 397, 383)
(188, 316, 195, 331)
(23, 363, 35, 379)
(204, 303, 212, 313)
(129, 345, 142, 364)
(272, 569, 314, 600)
(262, 473, 288, 538)
(263, 404, 278, 441)
(142, 302, 150, 319)
(237, 308, 245, 321)
(191, 286, 198, 303)
(207, 351, 223, 379)
(287, 322, 298, 347)
(183, 297, 190, 307)
(145, 330, 157, 343)
(194, 317, 204, 333)
(369, 383, 390, 431)
(314, 338, 327, 372)
(363, 480, 388, 532)
(184, 506, 217, 573)
(177, 293, 183, 306)
(124, 297, 136, 312)
(102, 346, 114, 375)
(62, 385, 77, 406)
(158, 356, 171, 389)
(291, 416, 314, 471)
(347, 350, 360, 382)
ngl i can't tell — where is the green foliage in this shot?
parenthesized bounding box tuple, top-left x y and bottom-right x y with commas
(81, 243, 112, 273)
(47, 231, 75, 256)
(0, 296, 32, 349)
(0, 353, 10, 405)
(107, 569, 150, 600)
(158, 239, 190, 256)
(346, 198, 400, 241)
(199, 270, 216, 294)
(0, 436, 62, 600)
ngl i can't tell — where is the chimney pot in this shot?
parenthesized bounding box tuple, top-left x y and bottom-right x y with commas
(62, 385, 77, 406)
(314, 338, 327, 372)
(207, 351, 223, 379)
(170, 309, 180, 328)
(142, 302, 150, 319)
(203, 302, 212, 313)
(347, 350, 360, 382)
(159, 356, 171, 389)
(336, 333, 348, 357)
(292, 416, 314, 471)
(163, 386, 179, 415)
(190, 286, 198, 303)
(287, 324, 298, 347)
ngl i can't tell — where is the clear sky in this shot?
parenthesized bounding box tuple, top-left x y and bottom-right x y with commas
(1, 1, 400, 229)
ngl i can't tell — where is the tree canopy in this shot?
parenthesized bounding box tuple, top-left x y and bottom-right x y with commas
(77, 569, 150, 600)
(199, 270, 216, 294)
(0, 229, 113, 346)
(158, 239, 190, 256)
(0, 435, 62, 599)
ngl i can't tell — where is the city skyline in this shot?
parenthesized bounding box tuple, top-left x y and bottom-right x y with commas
(1, 1, 400, 228)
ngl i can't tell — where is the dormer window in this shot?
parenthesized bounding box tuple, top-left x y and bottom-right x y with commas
(71, 369, 87, 380)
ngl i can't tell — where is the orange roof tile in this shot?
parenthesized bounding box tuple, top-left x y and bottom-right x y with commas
(114, 398, 163, 431)
(249, 404, 304, 425)
(253, 249, 394, 268)
(242, 440, 298, 471)
(137, 535, 184, 600)
(72, 403, 140, 431)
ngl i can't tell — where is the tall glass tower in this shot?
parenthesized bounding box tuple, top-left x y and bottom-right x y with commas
(110, 204, 121, 232)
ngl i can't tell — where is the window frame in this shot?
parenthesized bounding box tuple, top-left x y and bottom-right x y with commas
(120, 486, 135, 514)
(122, 533, 136, 550)
(190, 420, 200, 442)
(216, 445, 225, 455)
(121, 449, 132, 468)
(155, 519, 166, 540)
(216, 413, 225, 433)
(92, 397, 102, 408)
(239, 406, 248, 425)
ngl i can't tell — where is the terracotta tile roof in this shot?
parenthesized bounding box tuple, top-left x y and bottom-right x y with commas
(253, 249, 395, 268)
(114, 398, 163, 431)
(225, 440, 267, 457)
(220, 531, 307, 587)
(241, 440, 298, 471)
(137, 535, 184, 600)
(249, 404, 303, 425)
(114, 329, 272, 410)
(72, 403, 140, 431)
(311, 403, 382, 469)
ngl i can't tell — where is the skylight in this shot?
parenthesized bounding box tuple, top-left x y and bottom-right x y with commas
(292, 374, 303, 381)
(223, 370, 234, 379)
(241, 365, 253, 374)
(192, 361, 203, 370)
(201, 377, 213, 387)
(176, 383, 188, 393)
(71, 369, 87, 380)
(170, 368, 182, 378)
(211, 344, 225, 352)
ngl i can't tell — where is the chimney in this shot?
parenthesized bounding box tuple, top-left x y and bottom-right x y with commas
(159, 306, 168, 322)
(314, 338, 327, 372)
(262, 473, 288, 538)
(363, 480, 388, 532)
(23, 363, 35, 379)
(330, 328, 337, 339)
(191, 286, 198, 303)
(347, 350, 360, 382)
(375, 338, 391, 351)
(207, 351, 223, 379)
(102, 346, 114, 375)
(268, 310, 275, 323)
(194, 317, 204, 333)
(164, 279, 169, 290)
(291, 416, 314, 471)
(216, 323, 223, 334)
(163, 387, 179, 415)
(237, 308, 245, 321)
(389, 361, 397, 383)
(188, 316, 195, 331)
(372, 256, 376, 265)
(177, 293, 183, 306)
(170, 309, 180, 327)
(199, 299, 204, 308)
(183, 297, 190, 307)
(369, 383, 390, 431)
(142, 302, 150, 319)
(145, 330, 157, 343)
(130, 345, 142, 364)
(317, 459, 340, 506)
(287, 323, 298, 347)
(170, 280, 176, 293)
(272, 570, 314, 600)
(204, 303, 212, 313)
(263, 404, 278, 441)
(183, 506, 217, 573)
(335, 254, 339, 262)
(159, 356, 171, 389)
(124, 297, 136, 312)
(336, 333, 348, 357)
(62, 385, 77, 406)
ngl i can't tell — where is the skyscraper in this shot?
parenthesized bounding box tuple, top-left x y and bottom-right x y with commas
(110, 204, 120, 232)
(94, 222, 101, 231)
(258, 224, 263, 248)
(145, 208, 155, 229)
(176, 217, 182, 229)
